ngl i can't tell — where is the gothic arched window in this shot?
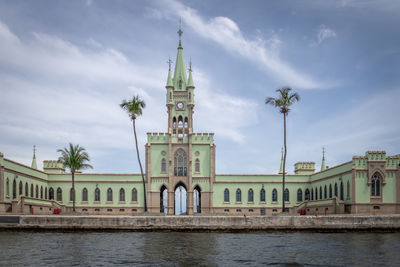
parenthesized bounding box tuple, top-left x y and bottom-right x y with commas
(95, 188, 100, 202)
(371, 173, 382, 197)
(224, 188, 229, 202)
(161, 158, 167, 173)
(248, 189, 254, 202)
(195, 159, 200, 173)
(132, 188, 137, 202)
(315, 187, 318, 200)
(56, 187, 62, 202)
(178, 116, 183, 128)
(178, 79, 182, 89)
(297, 189, 303, 202)
(260, 188, 266, 202)
(40, 186, 43, 199)
(119, 188, 125, 202)
(35, 185, 39, 199)
(49, 187, 54, 200)
(236, 189, 242, 202)
(82, 188, 88, 202)
(334, 183, 338, 197)
(329, 184, 332, 198)
(107, 188, 113, 202)
(69, 188, 75, 202)
(19, 181, 23, 196)
(174, 149, 187, 176)
(305, 189, 310, 200)
(347, 181, 350, 199)
(284, 188, 289, 202)
(319, 186, 322, 200)
(45, 187, 48, 199)
(30, 184, 33, 197)
(12, 179, 16, 199)
(272, 189, 278, 202)
(340, 181, 344, 200)
(25, 182, 28, 197)
(173, 117, 177, 129)
(324, 185, 327, 199)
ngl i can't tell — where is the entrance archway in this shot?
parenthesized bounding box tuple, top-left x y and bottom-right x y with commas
(193, 185, 201, 214)
(160, 185, 168, 214)
(174, 183, 187, 215)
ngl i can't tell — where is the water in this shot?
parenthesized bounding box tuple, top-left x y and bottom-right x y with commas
(0, 231, 399, 266)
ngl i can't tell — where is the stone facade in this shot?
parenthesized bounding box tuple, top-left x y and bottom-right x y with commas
(0, 39, 399, 216)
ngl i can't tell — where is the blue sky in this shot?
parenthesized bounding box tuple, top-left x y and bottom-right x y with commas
(0, 0, 399, 174)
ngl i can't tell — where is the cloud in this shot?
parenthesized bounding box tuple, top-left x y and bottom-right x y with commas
(154, 0, 324, 89)
(317, 25, 337, 44)
(0, 19, 256, 172)
(193, 70, 257, 144)
(288, 88, 400, 170)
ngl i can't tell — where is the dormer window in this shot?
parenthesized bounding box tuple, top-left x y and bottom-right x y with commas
(178, 79, 182, 89)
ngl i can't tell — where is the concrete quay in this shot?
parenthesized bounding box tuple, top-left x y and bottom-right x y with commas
(0, 215, 399, 231)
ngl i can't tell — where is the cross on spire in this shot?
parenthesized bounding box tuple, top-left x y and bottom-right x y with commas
(177, 18, 183, 39)
(167, 57, 173, 71)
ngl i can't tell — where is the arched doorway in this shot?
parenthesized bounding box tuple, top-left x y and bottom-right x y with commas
(174, 183, 187, 215)
(160, 185, 168, 214)
(193, 185, 201, 214)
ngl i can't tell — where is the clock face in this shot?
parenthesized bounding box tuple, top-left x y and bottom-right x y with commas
(177, 102, 184, 110)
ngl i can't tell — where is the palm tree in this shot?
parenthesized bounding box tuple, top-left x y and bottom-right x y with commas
(120, 95, 147, 212)
(57, 143, 92, 212)
(266, 87, 300, 212)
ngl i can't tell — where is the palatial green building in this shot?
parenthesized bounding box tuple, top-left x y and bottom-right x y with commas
(1, 35, 400, 216)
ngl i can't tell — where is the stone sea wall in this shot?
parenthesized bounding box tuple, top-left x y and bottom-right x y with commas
(0, 215, 399, 231)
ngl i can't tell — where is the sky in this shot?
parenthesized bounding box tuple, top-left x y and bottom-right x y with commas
(0, 0, 399, 174)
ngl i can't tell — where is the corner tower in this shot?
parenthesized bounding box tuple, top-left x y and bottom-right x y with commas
(146, 28, 215, 216)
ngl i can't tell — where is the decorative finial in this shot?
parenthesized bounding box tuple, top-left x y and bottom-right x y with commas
(177, 18, 183, 40)
(189, 57, 192, 72)
(322, 147, 325, 159)
(167, 57, 172, 71)
(33, 145, 36, 156)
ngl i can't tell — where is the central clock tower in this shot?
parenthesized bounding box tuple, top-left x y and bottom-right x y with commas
(146, 30, 215, 216)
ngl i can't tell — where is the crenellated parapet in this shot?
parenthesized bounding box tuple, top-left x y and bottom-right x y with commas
(366, 151, 386, 161)
(43, 160, 65, 174)
(192, 133, 214, 143)
(294, 162, 315, 175)
(147, 132, 169, 143)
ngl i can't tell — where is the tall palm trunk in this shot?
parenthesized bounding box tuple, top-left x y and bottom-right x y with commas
(133, 119, 147, 212)
(72, 171, 75, 212)
(282, 112, 287, 213)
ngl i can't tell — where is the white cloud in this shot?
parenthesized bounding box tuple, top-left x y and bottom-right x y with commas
(193, 70, 257, 143)
(155, 0, 324, 89)
(317, 25, 337, 44)
(288, 88, 400, 170)
(0, 18, 257, 172)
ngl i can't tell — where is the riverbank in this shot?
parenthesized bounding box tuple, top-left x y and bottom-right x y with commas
(1, 214, 400, 231)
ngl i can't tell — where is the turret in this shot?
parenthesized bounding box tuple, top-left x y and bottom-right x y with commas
(31, 145, 37, 169)
(321, 147, 327, 171)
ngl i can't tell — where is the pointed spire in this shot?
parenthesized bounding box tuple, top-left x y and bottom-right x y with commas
(321, 147, 327, 171)
(31, 145, 37, 169)
(187, 58, 194, 88)
(173, 21, 187, 90)
(279, 147, 284, 174)
(166, 57, 173, 87)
